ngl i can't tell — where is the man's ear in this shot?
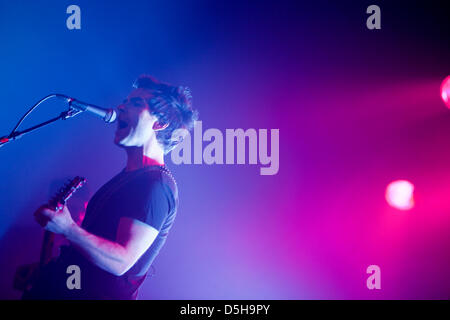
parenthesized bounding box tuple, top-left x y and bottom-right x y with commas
(152, 121, 169, 131)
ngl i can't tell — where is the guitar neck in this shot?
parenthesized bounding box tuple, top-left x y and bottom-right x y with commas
(37, 176, 86, 267)
(39, 230, 55, 267)
(39, 200, 59, 267)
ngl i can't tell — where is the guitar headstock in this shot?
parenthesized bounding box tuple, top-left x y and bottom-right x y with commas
(48, 176, 86, 210)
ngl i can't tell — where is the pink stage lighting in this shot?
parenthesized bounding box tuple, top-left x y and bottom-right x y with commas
(385, 180, 415, 210)
(441, 75, 450, 108)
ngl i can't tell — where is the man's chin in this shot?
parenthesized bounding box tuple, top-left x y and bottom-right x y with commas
(114, 133, 126, 146)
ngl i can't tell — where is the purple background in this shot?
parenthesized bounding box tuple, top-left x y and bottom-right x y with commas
(0, 0, 449, 299)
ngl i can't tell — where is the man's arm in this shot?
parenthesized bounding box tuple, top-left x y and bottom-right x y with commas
(36, 206, 158, 276)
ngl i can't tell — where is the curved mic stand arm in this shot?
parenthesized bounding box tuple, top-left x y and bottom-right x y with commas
(0, 107, 84, 148)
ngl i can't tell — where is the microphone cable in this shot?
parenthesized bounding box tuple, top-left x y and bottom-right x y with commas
(7, 93, 69, 138)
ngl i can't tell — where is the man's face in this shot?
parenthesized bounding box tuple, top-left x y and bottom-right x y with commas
(114, 88, 158, 147)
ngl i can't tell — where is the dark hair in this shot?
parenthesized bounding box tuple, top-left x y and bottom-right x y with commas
(133, 75, 198, 154)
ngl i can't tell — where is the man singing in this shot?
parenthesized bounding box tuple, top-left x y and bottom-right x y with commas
(26, 75, 198, 299)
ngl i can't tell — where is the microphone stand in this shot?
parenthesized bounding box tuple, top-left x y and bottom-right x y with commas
(0, 107, 83, 148)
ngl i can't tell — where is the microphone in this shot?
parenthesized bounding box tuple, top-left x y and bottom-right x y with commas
(60, 96, 117, 123)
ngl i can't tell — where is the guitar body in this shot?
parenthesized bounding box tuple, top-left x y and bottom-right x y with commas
(14, 176, 86, 298)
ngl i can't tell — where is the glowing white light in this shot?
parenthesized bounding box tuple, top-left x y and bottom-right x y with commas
(385, 180, 415, 210)
(441, 76, 450, 109)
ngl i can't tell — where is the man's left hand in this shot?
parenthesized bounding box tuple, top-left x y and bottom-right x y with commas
(34, 204, 76, 236)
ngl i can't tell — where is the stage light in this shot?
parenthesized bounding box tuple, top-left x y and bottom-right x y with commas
(441, 75, 450, 108)
(385, 180, 415, 210)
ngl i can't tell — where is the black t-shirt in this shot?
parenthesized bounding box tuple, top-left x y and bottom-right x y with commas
(27, 165, 178, 300)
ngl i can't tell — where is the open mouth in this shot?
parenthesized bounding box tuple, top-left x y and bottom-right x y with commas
(118, 120, 128, 129)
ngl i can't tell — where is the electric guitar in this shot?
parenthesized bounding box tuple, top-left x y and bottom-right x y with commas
(13, 176, 86, 293)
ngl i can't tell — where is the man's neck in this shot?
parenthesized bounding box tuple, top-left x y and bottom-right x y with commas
(125, 146, 164, 172)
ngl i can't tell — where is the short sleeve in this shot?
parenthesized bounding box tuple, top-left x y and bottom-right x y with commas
(123, 175, 170, 231)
